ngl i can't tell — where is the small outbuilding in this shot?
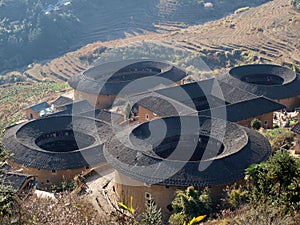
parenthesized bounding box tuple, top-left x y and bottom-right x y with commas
(129, 78, 284, 128)
(24, 101, 52, 119)
(2, 172, 36, 195)
(51, 96, 73, 111)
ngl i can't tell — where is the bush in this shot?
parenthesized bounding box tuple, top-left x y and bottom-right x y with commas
(271, 131, 294, 151)
(250, 118, 261, 130)
(169, 186, 211, 224)
(140, 198, 162, 225)
(245, 150, 300, 214)
(226, 186, 248, 209)
(0, 179, 18, 225)
(51, 181, 74, 193)
(292, 0, 300, 10)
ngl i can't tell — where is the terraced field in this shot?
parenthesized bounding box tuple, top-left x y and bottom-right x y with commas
(164, 0, 300, 65)
(6, 0, 300, 82)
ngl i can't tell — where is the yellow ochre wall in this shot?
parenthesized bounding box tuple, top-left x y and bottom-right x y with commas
(237, 112, 274, 129)
(7, 160, 98, 190)
(138, 106, 161, 123)
(276, 96, 300, 111)
(114, 171, 229, 221)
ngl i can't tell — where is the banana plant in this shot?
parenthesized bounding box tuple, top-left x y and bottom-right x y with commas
(118, 196, 135, 214)
(183, 215, 206, 225)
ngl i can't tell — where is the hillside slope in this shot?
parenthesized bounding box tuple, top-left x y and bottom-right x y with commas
(2, 0, 300, 83)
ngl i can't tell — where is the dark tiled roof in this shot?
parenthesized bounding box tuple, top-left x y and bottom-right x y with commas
(80, 109, 124, 124)
(51, 96, 73, 108)
(218, 64, 300, 100)
(2, 115, 112, 170)
(291, 122, 300, 134)
(0, 162, 12, 171)
(68, 60, 186, 95)
(155, 78, 258, 110)
(104, 116, 272, 187)
(50, 100, 94, 116)
(199, 97, 285, 122)
(129, 78, 261, 118)
(2, 172, 34, 191)
(27, 101, 51, 113)
(135, 94, 197, 117)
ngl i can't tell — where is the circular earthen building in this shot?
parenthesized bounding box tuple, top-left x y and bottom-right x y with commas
(68, 60, 187, 109)
(2, 115, 111, 188)
(218, 64, 300, 110)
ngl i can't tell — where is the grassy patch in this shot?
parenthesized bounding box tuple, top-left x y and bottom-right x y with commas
(0, 82, 70, 134)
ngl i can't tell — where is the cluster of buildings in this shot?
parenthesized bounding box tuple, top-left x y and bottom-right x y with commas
(2, 60, 300, 218)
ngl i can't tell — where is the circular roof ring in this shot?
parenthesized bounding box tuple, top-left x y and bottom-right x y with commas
(2, 115, 112, 170)
(104, 115, 272, 187)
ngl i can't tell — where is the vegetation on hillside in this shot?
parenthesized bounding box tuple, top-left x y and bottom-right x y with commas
(0, 0, 81, 72)
(0, 82, 70, 135)
(263, 128, 295, 152)
(292, 0, 300, 10)
(0, 0, 271, 74)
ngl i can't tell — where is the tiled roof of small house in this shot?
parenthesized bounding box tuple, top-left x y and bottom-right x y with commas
(104, 116, 272, 187)
(132, 93, 197, 117)
(291, 122, 300, 134)
(199, 96, 285, 122)
(51, 96, 73, 108)
(2, 115, 111, 170)
(218, 64, 300, 100)
(129, 78, 281, 120)
(68, 60, 186, 95)
(154, 78, 258, 111)
(50, 100, 94, 116)
(2, 172, 34, 191)
(80, 109, 124, 124)
(27, 101, 51, 113)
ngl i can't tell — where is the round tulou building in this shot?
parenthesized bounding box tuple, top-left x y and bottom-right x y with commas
(104, 115, 272, 218)
(2, 115, 111, 188)
(218, 64, 300, 110)
(68, 60, 187, 109)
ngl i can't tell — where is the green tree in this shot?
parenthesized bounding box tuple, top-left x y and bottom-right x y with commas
(0, 176, 17, 224)
(0, 141, 18, 224)
(292, 0, 300, 10)
(141, 198, 162, 225)
(169, 186, 211, 224)
(245, 150, 300, 214)
(251, 118, 261, 130)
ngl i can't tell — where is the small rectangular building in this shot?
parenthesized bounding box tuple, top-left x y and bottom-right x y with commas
(129, 78, 285, 128)
(24, 101, 51, 120)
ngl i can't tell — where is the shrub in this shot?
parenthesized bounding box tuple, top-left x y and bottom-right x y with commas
(169, 186, 211, 224)
(140, 198, 162, 225)
(0, 178, 18, 225)
(271, 131, 294, 151)
(250, 118, 261, 130)
(245, 150, 300, 214)
(51, 181, 74, 193)
(292, 0, 300, 10)
(226, 186, 248, 209)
